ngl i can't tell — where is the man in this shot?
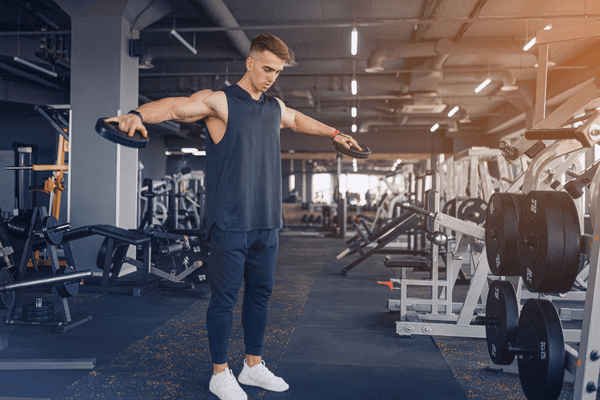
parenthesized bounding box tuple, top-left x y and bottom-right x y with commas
(106, 33, 360, 400)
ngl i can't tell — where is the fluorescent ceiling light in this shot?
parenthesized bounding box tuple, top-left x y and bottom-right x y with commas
(474, 78, 491, 93)
(523, 37, 536, 51)
(351, 79, 357, 95)
(13, 56, 57, 77)
(352, 124, 357, 133)
(193, 150, 206, 156)
(170, 29, 197, 55)
(351, 107, 357, 118)
(351, 28, 358, 55)
(181, 147, 198, 153)
(430, 123, 440, 132)
(447, 106, 459, 117)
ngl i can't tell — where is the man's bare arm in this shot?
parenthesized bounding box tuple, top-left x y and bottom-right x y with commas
(105, 90, 222, 137)
(277, 99, 361, 150)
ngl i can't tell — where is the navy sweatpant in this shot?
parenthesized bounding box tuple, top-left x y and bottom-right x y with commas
(206, 225, 279, 364)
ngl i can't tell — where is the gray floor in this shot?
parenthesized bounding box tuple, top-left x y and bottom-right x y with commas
(0, 234, 582, 400)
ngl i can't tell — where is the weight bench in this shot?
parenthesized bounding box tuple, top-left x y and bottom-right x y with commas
(383, 255, 430, 269)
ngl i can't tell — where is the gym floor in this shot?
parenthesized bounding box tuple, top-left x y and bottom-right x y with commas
(0, 234, 585, 399)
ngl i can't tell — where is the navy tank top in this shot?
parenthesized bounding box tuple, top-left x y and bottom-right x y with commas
(205, 84, 283, 232)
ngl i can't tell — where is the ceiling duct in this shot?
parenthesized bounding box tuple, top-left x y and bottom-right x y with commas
(365, 40, 531, 73)
(400, 93, 446, 114)
(195, 0, 251, 57)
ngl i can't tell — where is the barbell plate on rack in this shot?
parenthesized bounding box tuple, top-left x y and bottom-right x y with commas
(22, 301, 55, 322)
(55, 266, 80, 298)
(95, 118, 149, 149)
(518, 191, 581, 293)
(0, 267, 15, 310)
(441, 198, 457, 217)
(486, 193, 526, 276)
(42, 215, 62, 245)
(551, 191, 581, 293)
(517, 299, 565, 400)
(485, 280, 519, 365)
(456, 198, 487, 226)
(333, 140, 371, 159)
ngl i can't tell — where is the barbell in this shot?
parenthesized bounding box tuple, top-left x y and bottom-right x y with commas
(0, 267, 93, 309)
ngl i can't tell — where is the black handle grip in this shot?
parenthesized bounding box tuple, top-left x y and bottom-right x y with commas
(400, 202, 435, 218)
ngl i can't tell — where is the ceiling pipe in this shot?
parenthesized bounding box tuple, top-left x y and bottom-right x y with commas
(366, 40, 533, 73)
(409, 39, 454, 90)
(4, 12, 600, 36)
(195, 0, 251, 57)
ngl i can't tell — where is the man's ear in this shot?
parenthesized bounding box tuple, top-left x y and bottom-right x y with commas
(246, 56, 253, 70)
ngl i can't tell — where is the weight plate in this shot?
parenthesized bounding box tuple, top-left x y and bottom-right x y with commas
(442, 199, 457, 217)
(23, 309, 55, 317)
(518, 192, 566, 293)
(95, 118, 149, 149)
(23, 302, 54, 313)
(332, 140, 371, 159)
(96, 238, 128, 272)
(23, 313, 54, 323)
(55, 266, 80, 298)
(486, 193, 526, 276)
(517, 299, 565, 400)
(518, 191, 581, 293)
(456, 198, 487, 226)
(42, 215, 62, 245)
(0, 267, 14, 310)
(485, 280, 519, 365)
(551, 191, 581, 293)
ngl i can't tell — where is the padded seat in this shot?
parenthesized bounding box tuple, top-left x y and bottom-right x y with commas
(383, 255, 429, 269)
(89, 225, 151, 245)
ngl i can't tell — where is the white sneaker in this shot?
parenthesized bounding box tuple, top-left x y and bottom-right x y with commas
(237, 360, 289, 392)
(209, 368, 248, 400)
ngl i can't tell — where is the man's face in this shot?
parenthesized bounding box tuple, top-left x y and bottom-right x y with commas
(247, 50, 285, 93)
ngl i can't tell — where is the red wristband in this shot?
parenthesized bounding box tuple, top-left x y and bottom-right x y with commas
(331, 129, 341, 139)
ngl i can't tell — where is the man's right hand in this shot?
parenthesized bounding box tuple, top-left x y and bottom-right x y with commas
(104, 113, 148, 138)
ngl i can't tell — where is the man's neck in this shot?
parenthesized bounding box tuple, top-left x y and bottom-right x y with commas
(236, 74, 262, 100)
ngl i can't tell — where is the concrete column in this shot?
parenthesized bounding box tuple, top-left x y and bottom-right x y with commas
(55, 0, 170, 270)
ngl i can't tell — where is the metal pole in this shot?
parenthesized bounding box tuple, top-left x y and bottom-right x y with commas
(0, 270, 92, 293)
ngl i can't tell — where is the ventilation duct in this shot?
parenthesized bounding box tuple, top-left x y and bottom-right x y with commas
(366, 40, 532, 73)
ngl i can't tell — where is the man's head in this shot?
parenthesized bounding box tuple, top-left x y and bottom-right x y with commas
(249, 34, 290, 64)
(246, 34, 290, 93)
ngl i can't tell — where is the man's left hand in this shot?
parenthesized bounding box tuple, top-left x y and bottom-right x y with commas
(333, 132, 362, 151)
